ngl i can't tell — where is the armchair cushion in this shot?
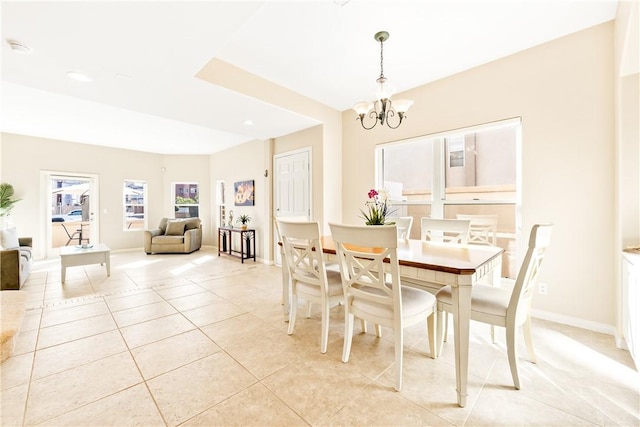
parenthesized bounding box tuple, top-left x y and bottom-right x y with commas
(165, 220, 186, 236)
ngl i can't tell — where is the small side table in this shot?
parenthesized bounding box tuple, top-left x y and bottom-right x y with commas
(218, 227, 256, 263)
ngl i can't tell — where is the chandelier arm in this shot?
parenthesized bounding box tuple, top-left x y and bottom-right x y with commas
(385, 110, 404, 130)
(358, 110, 379, 130)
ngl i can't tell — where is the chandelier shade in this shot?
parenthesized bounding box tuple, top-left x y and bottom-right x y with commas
(353, 31, 413, 130)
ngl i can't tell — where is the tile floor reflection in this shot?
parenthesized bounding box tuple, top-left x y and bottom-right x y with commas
(1, 247, 638, 426)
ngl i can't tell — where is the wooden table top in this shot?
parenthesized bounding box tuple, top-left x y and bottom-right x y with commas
(320, 236, 503, 276)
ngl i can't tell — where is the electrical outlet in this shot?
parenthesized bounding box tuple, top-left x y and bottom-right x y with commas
(538, 283, 548, 295)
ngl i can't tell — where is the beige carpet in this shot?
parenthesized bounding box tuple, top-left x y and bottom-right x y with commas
(0, 290, 27, 362)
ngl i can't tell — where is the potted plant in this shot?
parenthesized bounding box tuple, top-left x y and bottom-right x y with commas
(0, 183, 21, 229)
(237, 214, 251, 230)
(0, 183, 20, 217)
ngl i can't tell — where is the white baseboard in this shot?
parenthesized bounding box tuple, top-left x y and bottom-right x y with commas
(531, 308, 617, 336)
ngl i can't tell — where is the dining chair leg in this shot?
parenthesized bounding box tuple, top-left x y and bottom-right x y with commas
(523, 316, 537, 363)
(427, 313, 437, 359)
(506, 324, 521, 390)
(287, 292, 298, 335)
(320, 299, 330, 354)
(306, 301, 312, 318)
(394, 326, 403, 391)
(443, 312, 449, 342)
(342, 312, 355, 363)
(436, 310, 446, 357)
(374, 324, 382, 338)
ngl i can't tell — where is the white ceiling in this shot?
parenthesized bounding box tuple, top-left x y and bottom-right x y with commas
(1, 0, 618, 155)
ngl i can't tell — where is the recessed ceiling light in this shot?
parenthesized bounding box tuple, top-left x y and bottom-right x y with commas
(66, 71, 92, 82)
(7, 39, 32, 55)
(243, 119, 254, 126)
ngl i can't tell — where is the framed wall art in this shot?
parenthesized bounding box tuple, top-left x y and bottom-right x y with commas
(234, 180, 255, 206)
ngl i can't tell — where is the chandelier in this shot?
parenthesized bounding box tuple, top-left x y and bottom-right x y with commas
(353, 31, 413, 130)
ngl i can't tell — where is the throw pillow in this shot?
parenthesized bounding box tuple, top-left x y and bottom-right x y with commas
(0, 228, 20, 250)
(165, 220, 186, 236)
(184, 218, 201, 230)
(158, 217, 169, 234)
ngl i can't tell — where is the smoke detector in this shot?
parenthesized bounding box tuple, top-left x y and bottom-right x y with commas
(7, 39, 32, 55)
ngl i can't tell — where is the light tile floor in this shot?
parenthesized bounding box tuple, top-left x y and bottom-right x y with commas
(1, 247, 638, 426)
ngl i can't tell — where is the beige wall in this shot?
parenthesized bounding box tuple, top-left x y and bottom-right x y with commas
(0, 133, 212, 258)
(273, 125, 324, 224)
(208, 125, 329, 261)
(198, 59, 343, 238)
(210, 139, 269, 259)
(614, 0, 640, 341)
(342, 23, 616, 329)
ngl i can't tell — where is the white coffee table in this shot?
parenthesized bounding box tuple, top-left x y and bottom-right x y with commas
(60, 243, 111, 283)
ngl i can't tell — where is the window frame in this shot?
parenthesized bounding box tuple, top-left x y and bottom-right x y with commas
(376, 117, 521, 216)
(123, 180, 147, 231)
(172, 182, 200, 219)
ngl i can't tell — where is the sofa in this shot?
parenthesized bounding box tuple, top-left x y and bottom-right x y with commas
(0, 228, 33, 290)
(144, 217, 202, 254)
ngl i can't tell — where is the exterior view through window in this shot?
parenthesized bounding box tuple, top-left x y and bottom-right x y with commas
(123, 180, 147, 231)
(173, 182, 199, 218)
(377, 118, 520, 278)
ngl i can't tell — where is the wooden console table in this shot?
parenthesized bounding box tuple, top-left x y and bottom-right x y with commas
(218, 227, 256, 263)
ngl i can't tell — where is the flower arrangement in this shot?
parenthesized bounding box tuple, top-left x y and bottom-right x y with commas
(360, 188, 396, 225)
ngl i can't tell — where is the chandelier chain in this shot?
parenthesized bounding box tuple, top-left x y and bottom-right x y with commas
(379, 37, 385, 80)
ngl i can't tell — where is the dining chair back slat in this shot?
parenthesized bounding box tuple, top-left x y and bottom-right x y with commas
(456, 214, 498, 246)
(420, 218, 471, 244)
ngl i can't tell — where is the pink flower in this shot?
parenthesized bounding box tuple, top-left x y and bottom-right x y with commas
(368, 189, 378, 199)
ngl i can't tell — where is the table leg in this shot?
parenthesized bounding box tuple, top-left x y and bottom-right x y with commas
(280, 245, 290, 322)
(451, 284, 472, 408)
(61, 263, 66, 284)
(240, 232, 245, 263)
(105, 252, 111, 276)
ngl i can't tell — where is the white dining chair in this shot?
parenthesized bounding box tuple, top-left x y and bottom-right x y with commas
(420, 218, 471, 244)
(456, 214, 498, 246)
(394, 216, 413, 240)
(329, 222, 437, 391)
(435, 223, 553, 389)
(276, 220, 343, 354)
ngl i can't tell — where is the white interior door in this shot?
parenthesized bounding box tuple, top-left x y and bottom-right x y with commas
(273, 148, 311, 265)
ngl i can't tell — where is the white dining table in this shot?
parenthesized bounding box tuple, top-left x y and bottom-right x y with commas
(279, 236, 503, 408)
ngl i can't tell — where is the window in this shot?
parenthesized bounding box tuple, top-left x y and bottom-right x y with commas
(123, 180, 147, 231)
(173, 182, 199, 218)
(377, 118, 520, 278)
